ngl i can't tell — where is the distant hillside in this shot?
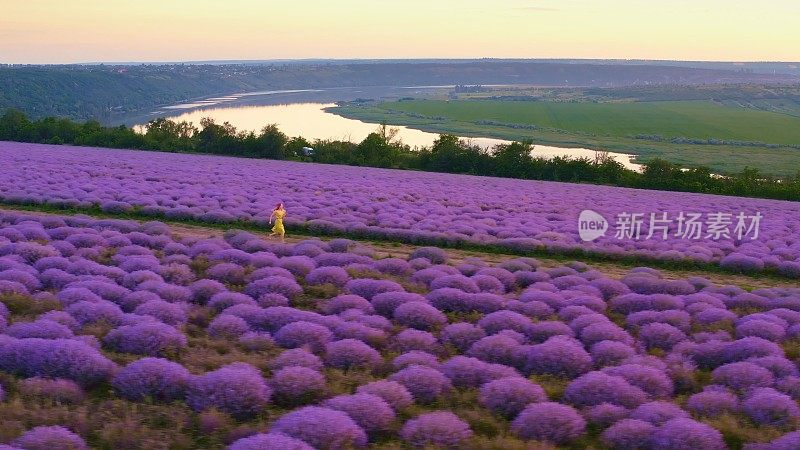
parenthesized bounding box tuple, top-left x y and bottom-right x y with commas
(1, 60, 797, 122)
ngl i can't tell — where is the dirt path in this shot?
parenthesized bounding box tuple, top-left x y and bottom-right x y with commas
(3, 206, 795, 290)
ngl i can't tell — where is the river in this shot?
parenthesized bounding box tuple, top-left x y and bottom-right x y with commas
(133, 88, 643, 171)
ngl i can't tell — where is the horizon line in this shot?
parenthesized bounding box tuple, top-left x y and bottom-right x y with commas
(2, 57, 800, 66)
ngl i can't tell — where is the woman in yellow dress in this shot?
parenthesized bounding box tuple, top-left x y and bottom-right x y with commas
(269, 202, 286, 242)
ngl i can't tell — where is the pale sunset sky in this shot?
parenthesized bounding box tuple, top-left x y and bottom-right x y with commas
(1, 0, 798, 63)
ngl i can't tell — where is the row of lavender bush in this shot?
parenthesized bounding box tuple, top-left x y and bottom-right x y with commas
(1, 210, 800, 448)
(1, 142, 798, 278)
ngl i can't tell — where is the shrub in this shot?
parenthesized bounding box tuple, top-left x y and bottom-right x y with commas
(332, 321, 386, 347)
(66, 300, 124, 326)
(278, 256, 316, 277)
(467, 334, 523, 367)
(748, 431, 800, 450)
(0, 337, 116, 386)
(393, 351, 439, 370)
(187, 363, 271, 418)
(56, 287, 103, 307)
(409, 247, 447, 264)
(603, 364, 674, 399)
(324, 295, 373, 315)
(478, 310, 533, 336)
(270, 406, 368, 449)
(430, 274, 480, 293)
(133, 300, 187, 326)
(372, 258, 412, 276)
(629, 401, 689, 426)
(776, 376, 800, 399)
(525, 336, 592, 377)
(440, 322, 486, 352)
(208, 314, 250, 339)
(12, 426, 88, 450)
(399, 411, 472, 448)
(686, 389, 739, 417)
(564, 371, 649, 408)
(356, 380, 413, 411)
(748, 356, 798, 378)
(103, 322, 187, 356)
(345, 279, 404, 300)
(269, 348, 323, 372)
(711, 362, 775, 391)
(511, 402, 586, 444)
(189, 279, 227, 304)
(649, 418, 726, 450)
(582, 403, 629, 428)
(440, 356, 518, 389)
(425, 287, 470, 313)
(323, 393, 396, 434)
(639, 322, 687, 351)
(389, 365, 452, 403)
(720, 253, 765, 273)
(18, 377, 85, 404)
(274, 321, 333, 353)
(478, 376, 546, 418)
(245, 276, 303, 299)
(257, 293, 290, 308)
(591, 340, 636, 367)
(392, 329, 439, 353)
(6, 320, 74, 339)
(112, 357, 191, 401)
(737, 319, 786, 342)
(118, 290, 161, 312)
(580, 322, 632, 347)
(269, 366, 327, 406)
(742, 388, 800, 426)
(306, 266, 350, 287)
(238, 331, 274, 351)
(465, 292, 506, 313)
(207, 292, 256, 311)
(393, 301, 447, 330)
(526, 320, 575, 344)
(723, 337, 784, 363)
(372, 292, 427, 318)
(325, 339, 382, 370)
(602, 419, 656, 450)
(227, 432, 313, 450)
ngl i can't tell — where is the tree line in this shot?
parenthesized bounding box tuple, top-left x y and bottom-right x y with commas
(1, 109, 798, 201)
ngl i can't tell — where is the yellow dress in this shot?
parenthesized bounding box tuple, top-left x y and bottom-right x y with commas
(272, 209, 286, 235)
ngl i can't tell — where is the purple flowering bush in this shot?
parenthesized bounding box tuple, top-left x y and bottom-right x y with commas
(270, 406, 368, 449)
(0, 209, 797, 448)
(323, 393, 396, 434)
(399, 411, 472, 448)
(187, 363, 271, 418)
(511, 402, 586, 444)
(478, 376, 546, 418)
(227, 433, 313, 450)
(112, 357, 191, 401)
(269, 366, 327, 406)
(12, 425, 88, 450)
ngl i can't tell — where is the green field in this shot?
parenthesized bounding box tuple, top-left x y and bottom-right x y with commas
(330, 97, 800, 176)
(382, 99, 800, 145)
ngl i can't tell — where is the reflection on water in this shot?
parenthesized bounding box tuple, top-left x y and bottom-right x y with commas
(136, 102, 642, 171)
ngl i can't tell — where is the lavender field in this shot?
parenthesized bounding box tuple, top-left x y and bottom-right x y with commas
(1, 209, 800, 449)
(1, 142, 799, 277)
